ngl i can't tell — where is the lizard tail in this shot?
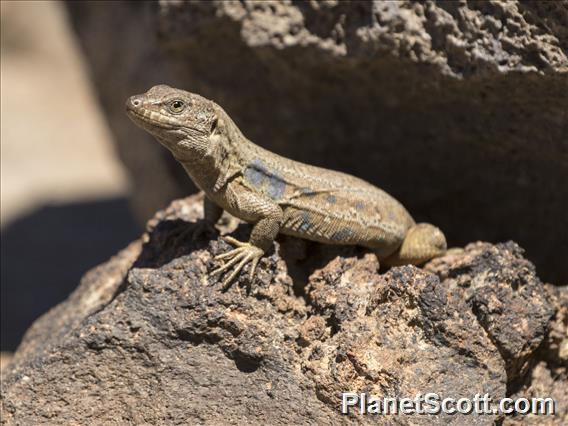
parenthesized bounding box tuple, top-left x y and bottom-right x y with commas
(383, 223, 447, 266)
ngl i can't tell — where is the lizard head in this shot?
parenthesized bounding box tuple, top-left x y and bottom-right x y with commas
(126, 85, 219, 159)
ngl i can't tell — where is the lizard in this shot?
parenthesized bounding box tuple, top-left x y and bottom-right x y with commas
(126, 85, 447, 288)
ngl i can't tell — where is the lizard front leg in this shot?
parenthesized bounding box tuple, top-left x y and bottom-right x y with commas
(212, 191, 283, 288)
(194, 196, 223, 239)
(204, 196, 223, 224)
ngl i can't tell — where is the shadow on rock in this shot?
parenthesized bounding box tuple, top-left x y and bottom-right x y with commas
(133, 218, 213, 270)
(1, 197, 141, 351)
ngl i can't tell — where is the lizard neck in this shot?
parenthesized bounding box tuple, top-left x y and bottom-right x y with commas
(178, 153, 219, 194)
(176, 107, 248, 195)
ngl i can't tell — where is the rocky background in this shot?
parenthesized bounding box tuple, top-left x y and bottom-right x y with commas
(64, 0, 567, 284)
(2, 1, 567, 425)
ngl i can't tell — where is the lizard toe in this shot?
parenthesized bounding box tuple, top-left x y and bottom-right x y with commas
(211, 250, 247, 276)
(248, 256, 260, 281)
(213, 243, 264, 289)
(221, 253, 253, 290)
(222, 236, 248, 247)
(215, 246, 247, 261)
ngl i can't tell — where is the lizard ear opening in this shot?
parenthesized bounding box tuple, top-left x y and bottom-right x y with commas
(210, 116, 218, 134)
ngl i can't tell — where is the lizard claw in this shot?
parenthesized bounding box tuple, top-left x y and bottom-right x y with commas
(212, 237, 264, 289)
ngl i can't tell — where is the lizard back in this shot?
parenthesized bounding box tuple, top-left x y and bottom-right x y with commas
(239, 142, 415, 256)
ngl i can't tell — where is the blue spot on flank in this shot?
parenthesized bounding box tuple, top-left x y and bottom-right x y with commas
(244, 159, 286, 200)
(244, 163, 265, 188)
(355, 201, 365, 210)
(267, 175, 286, 200)
(327, 195, 337, 204)
(300, 212, 311, 232)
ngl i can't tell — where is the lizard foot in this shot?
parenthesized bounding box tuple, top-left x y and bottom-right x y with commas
(212, 236, 263, 289)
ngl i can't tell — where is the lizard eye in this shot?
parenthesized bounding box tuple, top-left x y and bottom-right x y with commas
(168, 99, 186, 114)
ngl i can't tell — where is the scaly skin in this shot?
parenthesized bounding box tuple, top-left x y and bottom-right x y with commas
(126, 85, 447, 287)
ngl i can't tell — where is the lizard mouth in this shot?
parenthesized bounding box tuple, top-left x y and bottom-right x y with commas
(126, 108, 179, 130)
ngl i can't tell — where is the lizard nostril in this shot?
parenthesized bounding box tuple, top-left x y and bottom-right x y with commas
(126, 96, 143, 112)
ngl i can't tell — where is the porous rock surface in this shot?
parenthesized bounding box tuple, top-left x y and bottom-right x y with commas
(65, 0, 568, 284)
(1, 194, 565, 425)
